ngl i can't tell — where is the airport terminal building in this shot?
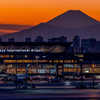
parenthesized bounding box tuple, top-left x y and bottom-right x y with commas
(0, 42, 100, 77)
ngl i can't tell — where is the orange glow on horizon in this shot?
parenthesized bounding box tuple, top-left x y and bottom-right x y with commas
(0, 0, 100, 26)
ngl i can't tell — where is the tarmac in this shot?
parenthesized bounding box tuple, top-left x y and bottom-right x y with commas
(0, 81, 100, 100)
(0, 86, 100, 100)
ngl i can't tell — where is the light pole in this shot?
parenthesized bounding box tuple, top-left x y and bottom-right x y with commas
(35, 56, 39, 74)
(92, 64, 95, 88)
(80, 63, 83, 86)
(26, 64, 30, 89)
(16, 64, 18, 89)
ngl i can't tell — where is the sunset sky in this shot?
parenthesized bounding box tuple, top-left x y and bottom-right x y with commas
(0, 0, 100, 35)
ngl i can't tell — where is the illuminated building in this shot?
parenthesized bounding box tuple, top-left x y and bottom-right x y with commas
(0, 42, 100, 78)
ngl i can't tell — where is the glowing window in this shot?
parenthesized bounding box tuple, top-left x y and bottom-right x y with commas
(60, 60, 63, 63)
(49, 60, 52, 63)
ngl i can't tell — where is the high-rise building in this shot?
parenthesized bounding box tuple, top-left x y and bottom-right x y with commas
(8, 38, 15, 42)
(0, 37, 2, 42)
(35, 36, 43, 42)
(73, 36, 80, 52)
(73, 36, 80, 47)
(25, 37, 31, 42)
(59, 36, 67, 42)
(81, 38, 96, 52)
(48, 38, 59, 42)
(48, 36, 67, 42)
(94, 41, 100, 52)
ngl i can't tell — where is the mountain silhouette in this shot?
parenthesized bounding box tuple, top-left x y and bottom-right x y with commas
(1, 10, 100, 42)
(46, 10, 99, 28)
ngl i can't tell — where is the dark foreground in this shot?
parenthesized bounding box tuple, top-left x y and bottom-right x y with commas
(0, 81, 100, 100)
(1, 88, 100, 100)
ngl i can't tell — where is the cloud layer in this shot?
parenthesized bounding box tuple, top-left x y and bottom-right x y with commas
(0, 24, 33, 36)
